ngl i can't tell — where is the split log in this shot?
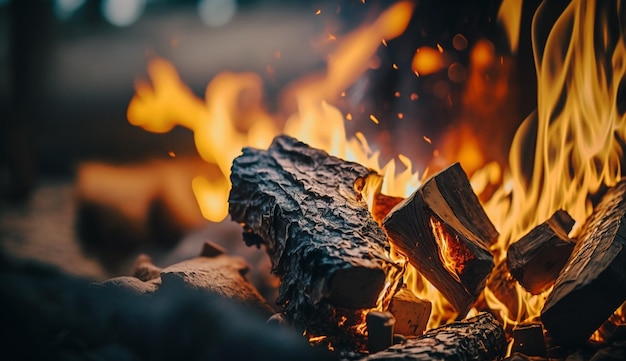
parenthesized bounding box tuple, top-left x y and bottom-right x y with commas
(388, 287, 431, 336)
(229, 135, 399, 338)
(541, 181, 626, 347)
(507, 210, 575, 295)
(383, 163, 497, 315)
(362, 312, 506, 360)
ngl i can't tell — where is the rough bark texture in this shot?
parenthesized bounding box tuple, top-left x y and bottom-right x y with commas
(383, 163, 497, 315)
(159, 254, 274, 317)
(507, 210, 575, 295)
(362, 312, 506, 360)
(541, 181, 626, 347)
(228, 135, 398, 339)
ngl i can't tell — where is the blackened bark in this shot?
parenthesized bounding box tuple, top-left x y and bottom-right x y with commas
(541, 181, 626, 347)
(229, 135, 399, 340)
(362, 312, 506, 360)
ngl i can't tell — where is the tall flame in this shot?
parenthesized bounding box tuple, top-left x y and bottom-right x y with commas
(128, 0, 626, 339)
(128, 1, 417, 223)
(481, 0, 626, 326)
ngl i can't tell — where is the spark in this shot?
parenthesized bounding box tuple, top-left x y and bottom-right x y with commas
(382, 38, 388, 47)
(346, 113, 352, 120)
(168, 150, 176, 157)
(370, 114, 380, 124)
(315, 9, 321, 15)
(437, 43, 444, 53)
(423, 135, 432, 144)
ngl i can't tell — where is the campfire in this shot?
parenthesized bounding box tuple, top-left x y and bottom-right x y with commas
(122, 0, 626, 358)
(4, 0, 626, 360)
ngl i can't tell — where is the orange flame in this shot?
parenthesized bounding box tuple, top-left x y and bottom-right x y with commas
(128, 0, 626, 343)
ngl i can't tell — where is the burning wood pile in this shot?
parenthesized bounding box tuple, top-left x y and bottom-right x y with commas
(226, 134, 626, 360)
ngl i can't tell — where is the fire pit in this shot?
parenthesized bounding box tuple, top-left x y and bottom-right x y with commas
(2, 0, 626, 360)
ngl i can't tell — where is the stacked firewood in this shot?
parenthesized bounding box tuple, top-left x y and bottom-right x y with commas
(227, 135, 626, 360)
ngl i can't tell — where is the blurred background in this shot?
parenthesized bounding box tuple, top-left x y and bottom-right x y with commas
(0, 0, 540, 300)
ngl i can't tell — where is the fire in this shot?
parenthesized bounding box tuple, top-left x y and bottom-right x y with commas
(128, 0, 626, 348)
(429, 216, 474, 282)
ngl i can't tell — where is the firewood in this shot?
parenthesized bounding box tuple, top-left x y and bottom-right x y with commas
(367, 311, 396, 353)
(362, 312, 506, 360)
(159, 253, 274, 317)
(507, 210, 575, 295)
(541, 181, 626, 347)
(511, 322, 547, 357)
(383, 163, 497, 315)
(229, 135, 399, 339)
(388, 287, 431, 336)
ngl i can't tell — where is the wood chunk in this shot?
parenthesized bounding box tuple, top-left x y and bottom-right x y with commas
(383, 163, 497, 315)
(229, 135, 399, 336)
(159, 254, 274, 317)
(541, 181, 626, 347)
(512, 322, 547, 357)
(367, 311, 396, 354)
(362, 312, 506, 360)
(507, 210, 576, 295)
(388, 287, 431, 337)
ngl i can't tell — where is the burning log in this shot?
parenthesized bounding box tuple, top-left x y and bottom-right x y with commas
(383, 163, 497, 315)
(541, 181, 626, 347)
(362, 312, 506, 360)
(388, 287, 431, 337)
(507, 210, 576, 295)
(228, 135, 399, 338)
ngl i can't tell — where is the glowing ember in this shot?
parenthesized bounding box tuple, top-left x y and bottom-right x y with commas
(429, 217, 475, 281)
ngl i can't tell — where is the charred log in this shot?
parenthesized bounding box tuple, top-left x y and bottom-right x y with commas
(362, 312, 506, 360)
(541, 181, 626, 347)
(228, 135, 399, 338)
(507, 210, 575, 295)
(383, 163, 497, 315)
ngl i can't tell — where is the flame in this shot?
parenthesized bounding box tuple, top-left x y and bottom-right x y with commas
(497, 0, 523, 53)
(128, 0, 626, 346)
(429, 216, 474, 282)
(479, 0, 626, 330)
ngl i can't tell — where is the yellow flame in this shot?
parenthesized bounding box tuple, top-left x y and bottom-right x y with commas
(497, 0, 523, 53)
(128, 0, 626, 340)
(480, 0, 626, 327)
